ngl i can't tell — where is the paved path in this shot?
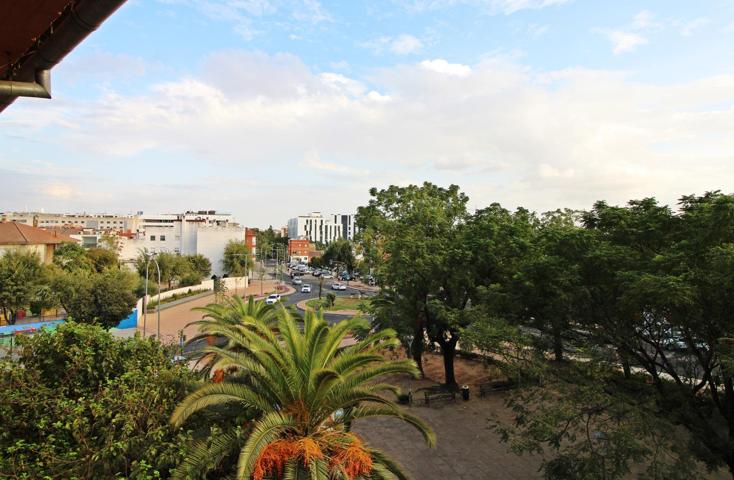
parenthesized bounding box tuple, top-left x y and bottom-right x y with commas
(354, 377, 544, 480)
(138, 280, 286, 343)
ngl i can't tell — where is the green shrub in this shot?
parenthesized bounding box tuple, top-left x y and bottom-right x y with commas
(0, 322, 197, 479)
(325, 292, 336, 307)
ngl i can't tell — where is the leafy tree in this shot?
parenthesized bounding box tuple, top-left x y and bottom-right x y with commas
(222, 240, 253, 277)
(85, 246, 119, 272)
(135, 251, 194, 290)
(0, 250, 46, 324)
(325, 292, 336, 308)
(53, 268, 137, 329)
(0, 322, 196, 479)
(492, 360, 699, 480)
(512, 210, 590, 361)
(170, 309, 435, 479)
(187, 253, 212, 280)
(308, 256, 324, 268)
(256, 226, 288, 259)
(322, 238, 356, 272)
(53, 242, 92, 272)
(580, 198, 676, 376)
(357, 182, 469, 383)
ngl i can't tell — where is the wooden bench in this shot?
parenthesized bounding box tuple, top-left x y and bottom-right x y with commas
(478, 380, 513, 397)
(424, 390, 457, 406)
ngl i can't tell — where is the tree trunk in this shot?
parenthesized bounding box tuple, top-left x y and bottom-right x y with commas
(552, 327, 564, 362)
(619, 348, 631, 378)
(440, 339, 458, 389)
(411, 321, 424, 374)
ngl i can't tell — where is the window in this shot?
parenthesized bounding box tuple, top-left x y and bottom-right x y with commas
(150, 235, 156, 241)
(160, 235, 166, 241)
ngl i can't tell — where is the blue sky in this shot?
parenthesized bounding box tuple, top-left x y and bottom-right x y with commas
(2, 0, 734, 227)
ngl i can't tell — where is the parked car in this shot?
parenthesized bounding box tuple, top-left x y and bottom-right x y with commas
(313, 270, 322, 277)
(293, 277, 303, 285)
(322, 272, 333, 279)
(340, 272, 351, 281)
(265, 293, 281, 305)
(301, 284, 311, 293)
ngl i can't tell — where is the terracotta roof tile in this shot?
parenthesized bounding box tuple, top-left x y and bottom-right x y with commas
(0, 222, 76, 245)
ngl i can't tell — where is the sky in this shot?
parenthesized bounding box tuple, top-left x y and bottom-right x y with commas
(1, 0, 734, 228)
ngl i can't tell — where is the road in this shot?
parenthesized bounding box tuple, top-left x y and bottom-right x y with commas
(179, 268, 375, 354)
(280, 269, 375, 324)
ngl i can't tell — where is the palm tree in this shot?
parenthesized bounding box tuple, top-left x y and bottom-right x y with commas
(171, 308, 435, 479)
(186, 295, 276, 374)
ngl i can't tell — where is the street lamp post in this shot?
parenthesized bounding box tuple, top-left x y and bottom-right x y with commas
(143, 252, 162, 339)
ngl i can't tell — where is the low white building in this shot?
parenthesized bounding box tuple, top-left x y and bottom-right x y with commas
(118, 211, 245, 276)
(2, 210, 247, 277)
(287, 212, 357, 244)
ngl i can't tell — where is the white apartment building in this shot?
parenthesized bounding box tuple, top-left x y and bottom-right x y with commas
(287, 212, 358, 244)
(118, 211, 244, 276)
(0, 211, 139, 230)
(1, 210, 246, 277)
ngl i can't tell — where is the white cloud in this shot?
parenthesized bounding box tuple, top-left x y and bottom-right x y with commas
(420, 58, 471, 76)
(5, 51, 734, 224)
(301, 151, 370, 177)
(46, 183, 76, 199)
(596, 28, 647, 55)
(362, 34, 424, 55)
(391, 34, 424, 55)
(632, 10, 660, 30)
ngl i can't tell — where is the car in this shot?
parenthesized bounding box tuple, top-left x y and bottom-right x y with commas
(293, 277, 303, 285)
(331, 282, 342, 290)
(340, 272, 351, 281)
(301, 284, 311, 293)
(338, 283, 347, 291)
(265, 293, 281, 305)
(313, 270, 322, 277)
(322, 272, 333, 279)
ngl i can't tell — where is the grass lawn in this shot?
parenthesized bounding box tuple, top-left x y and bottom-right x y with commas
(305, 296, 371, 312)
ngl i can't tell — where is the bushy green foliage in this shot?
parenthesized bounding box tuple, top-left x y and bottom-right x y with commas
(221, 240, 252, 277)
(51, 268, 138, 329)
(492, 361, 700, 480)
(321, 238, 356, 272)
(0, 322, 197, 479)
(135, 251, 211, 291)
(325, 292, 336, 307)
(0, 250, 47, 324)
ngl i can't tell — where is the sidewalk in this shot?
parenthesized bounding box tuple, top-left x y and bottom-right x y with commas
(138, 280, 292, 343)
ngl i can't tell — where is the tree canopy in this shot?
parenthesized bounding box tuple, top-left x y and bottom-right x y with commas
(0, 250, 47, 324)
(222, 240, 253, 277)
